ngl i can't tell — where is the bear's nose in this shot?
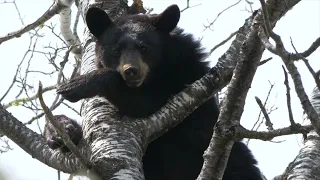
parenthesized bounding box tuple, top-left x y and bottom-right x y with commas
(124, 66, 139, 77)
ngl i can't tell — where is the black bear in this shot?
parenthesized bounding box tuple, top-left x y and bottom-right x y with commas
(50, 4, 264, 180)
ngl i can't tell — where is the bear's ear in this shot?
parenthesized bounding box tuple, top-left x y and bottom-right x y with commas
(86, 7, 114, 38)
(154, 4, 180, 33)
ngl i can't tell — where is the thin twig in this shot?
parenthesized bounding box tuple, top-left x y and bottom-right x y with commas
(180, 0, 201, 13)
(209, 30, 239, 54)
(203, 0, 242, 31)
(259, 57, 272, 66)
(237, 124, 312, 141)
(255, 96, 273, 131)
(0, 35, 36, 102)
(282, 65, 295, 126)
(3, 85, 56, 109)
(62, 102, 81, 116)
(24, 97, 63, 125)
(289, 37, 320, 61)
(251, 81, 275, 131)
(290, 37, 320, 90)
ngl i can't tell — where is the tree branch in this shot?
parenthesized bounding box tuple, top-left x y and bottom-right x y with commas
(258, 4, 320, 135)
(38, 81, 93, 169)
(273, 87, 320, 179)
(255, 96, 273, 131)
(0, 103, 88, 174)
(282, 65, 296, 126)
(0, 0, 73, 44)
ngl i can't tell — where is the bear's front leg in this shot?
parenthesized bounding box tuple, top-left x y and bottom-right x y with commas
(57, 69, 119, 102)
(43, 115, 83, 153)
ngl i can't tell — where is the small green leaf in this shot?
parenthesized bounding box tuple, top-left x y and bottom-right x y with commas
(11, 101, 20, 106)
(22, 98, 27, 104)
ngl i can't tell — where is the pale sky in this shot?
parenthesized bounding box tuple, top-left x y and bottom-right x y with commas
(0, 0, 319, 179)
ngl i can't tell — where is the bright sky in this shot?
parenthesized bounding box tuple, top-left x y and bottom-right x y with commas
(0, 0, 319, 180)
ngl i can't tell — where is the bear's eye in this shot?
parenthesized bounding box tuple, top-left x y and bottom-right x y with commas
(140, 45, 148, 53)
(113, 48, 120, 56)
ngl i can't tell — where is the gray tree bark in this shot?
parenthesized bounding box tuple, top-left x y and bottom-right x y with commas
(2, 0, 319, 179)
(273, 87, 320, 180)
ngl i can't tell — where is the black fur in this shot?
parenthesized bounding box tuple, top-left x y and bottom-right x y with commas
(56, 5, 263, 180)
(43, 115, 83, 153)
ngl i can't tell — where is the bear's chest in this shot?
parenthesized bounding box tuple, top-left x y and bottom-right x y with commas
(115, 87, 174, 118)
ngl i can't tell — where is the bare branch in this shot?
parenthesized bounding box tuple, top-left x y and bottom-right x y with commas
(3, 85, 56, 109)
(72, 7, 81, 44)
(282, 65, 295, 126)
(0, 137, 13, 153)
(58, 2, 82, 58)
(24, 97, 64, 125)
(272, 87, 320, 179)
(62, 102, 81, 116)
(180, 0, 201, 13)
(259, 0, 272, 37)
(0, 36, 37, 102)
(259, 57, 272, 66)
(209, 30, 238, 54)
(290, 37, 320, 91)
(203, 0, 242, 31)
(255, 96, 273, 131)
(290, 37, 320, 61)
(250, 81, 275, 132)
(258, 0, 320, 135)
(236, 124, 312, 141)
(198, 19, 264, 180)
(244, 0, 254, 13)
(0, 1, 68, 44)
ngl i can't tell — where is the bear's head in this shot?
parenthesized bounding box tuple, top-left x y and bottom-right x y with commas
(85, 5, 180, 88)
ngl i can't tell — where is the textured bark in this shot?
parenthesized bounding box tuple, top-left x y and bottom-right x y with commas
(77, 1, 146, 179)
(1, 0, 315, 179)
(197, 0, 302, 179)
(197, 28, 264, 180)
(273, 87, 320, 180)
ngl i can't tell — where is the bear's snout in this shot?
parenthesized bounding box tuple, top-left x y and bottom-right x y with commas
(121, 64, 143, 87)
(123, 64, 140, 77)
